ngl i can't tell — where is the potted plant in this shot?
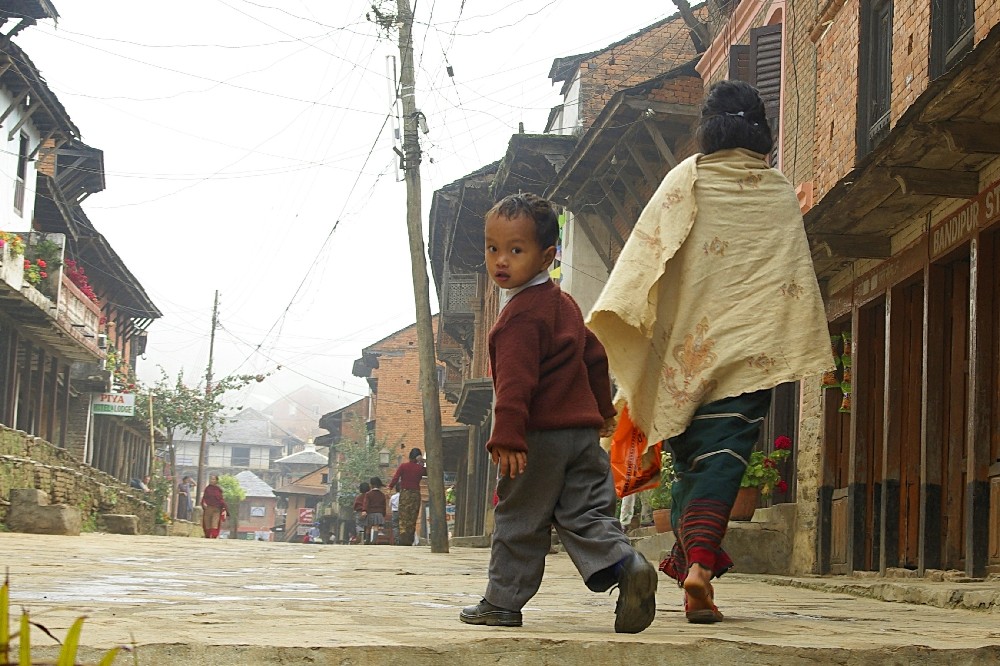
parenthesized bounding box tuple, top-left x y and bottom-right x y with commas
(732, 435, 792, 520)
(649, 450, 674, 533)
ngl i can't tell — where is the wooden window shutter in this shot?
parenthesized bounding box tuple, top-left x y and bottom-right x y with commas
(729, 45, 750, 82)
(750, 24, 782, 165)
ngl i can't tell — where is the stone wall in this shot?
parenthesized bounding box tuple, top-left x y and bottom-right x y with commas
(0, 425, 156, 531)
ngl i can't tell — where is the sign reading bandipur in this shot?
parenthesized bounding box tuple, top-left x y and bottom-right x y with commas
(92, 392, 135, 416)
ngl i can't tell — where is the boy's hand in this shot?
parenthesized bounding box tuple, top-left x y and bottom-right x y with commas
(491, 446, 527, 479)
(599, 415, 617, 438)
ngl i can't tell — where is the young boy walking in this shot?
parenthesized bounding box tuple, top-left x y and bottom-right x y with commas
(459, 193, 657, 634)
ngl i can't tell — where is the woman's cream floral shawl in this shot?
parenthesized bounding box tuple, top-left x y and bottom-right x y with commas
(587, 148, 834, 445)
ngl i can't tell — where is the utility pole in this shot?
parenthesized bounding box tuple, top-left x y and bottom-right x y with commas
(196, 290, 218, 504)
(395, 0, 447, 553)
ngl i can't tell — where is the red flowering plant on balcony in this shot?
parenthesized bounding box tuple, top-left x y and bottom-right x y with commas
(23, 257, 49, 285)
(740, 435, 792, 497)
(64, 259, 99, 303)
(22, 238, 62, 296)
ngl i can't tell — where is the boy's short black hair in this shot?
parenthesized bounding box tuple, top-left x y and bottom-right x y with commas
(359, 481, 370, 493)
(369, 476, 383, 488)
(696, 80, 773, 156)
(486, 193, 559, 250)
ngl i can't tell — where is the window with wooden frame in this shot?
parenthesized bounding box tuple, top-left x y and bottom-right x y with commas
(750, 24, 782, 166)
(729, 44, 750, 82)
(858, 0, 893, 158)
(13, 133, 28, 215)
(930, 0, 974, 79)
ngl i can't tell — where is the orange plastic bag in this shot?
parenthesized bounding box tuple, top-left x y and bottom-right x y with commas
(609, 405, 662, 498)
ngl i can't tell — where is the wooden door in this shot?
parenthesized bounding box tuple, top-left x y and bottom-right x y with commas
(885, 282, 923, 569)
(940, 258, 969, 570)
(856, 299, 886, 571)
(987, 231, 1000, 574)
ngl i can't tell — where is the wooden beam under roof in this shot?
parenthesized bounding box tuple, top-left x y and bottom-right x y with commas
(887, 167, 979, 198)
(643, 120, 679, 168)
(925, 121, 1000, 154)
(809, 233, 892, 259)
(623, 97, 700, 118)
(0, 89, 29, 126)
(626, 141, 660, 190)
(572, 210, 613, 272)
(595, 178, 627, 248)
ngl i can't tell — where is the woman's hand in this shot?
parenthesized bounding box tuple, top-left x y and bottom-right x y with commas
(491, 446, 527, 479)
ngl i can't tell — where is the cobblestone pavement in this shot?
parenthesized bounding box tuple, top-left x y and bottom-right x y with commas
(2, 533, 998, 665)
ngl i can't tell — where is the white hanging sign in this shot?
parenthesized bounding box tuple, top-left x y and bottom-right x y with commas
(92, 392, 136, 416)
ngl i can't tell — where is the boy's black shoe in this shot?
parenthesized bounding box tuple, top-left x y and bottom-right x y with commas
(614, 551, 657, 633)
(459, 599, 522, 627)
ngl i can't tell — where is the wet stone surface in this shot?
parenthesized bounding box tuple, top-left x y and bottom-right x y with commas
(1, 533, 998, 665)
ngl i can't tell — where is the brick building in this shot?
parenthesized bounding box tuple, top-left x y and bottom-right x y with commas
(351, 321, 464, 478)
(790, 0, 1000, 578)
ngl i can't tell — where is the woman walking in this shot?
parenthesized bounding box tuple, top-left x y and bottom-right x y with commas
(201, 474, 228, 539)
(388, 448, 427, 546)
(588, 81, 832, 623)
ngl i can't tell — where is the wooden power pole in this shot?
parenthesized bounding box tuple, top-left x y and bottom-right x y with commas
(395, 0, 448, 553)
(196, 289, 218, 504)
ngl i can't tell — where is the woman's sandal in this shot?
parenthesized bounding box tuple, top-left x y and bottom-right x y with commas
(683, 565, 723, 624)
(684, 593, 724, 624)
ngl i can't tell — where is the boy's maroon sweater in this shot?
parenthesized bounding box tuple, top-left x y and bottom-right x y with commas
(487, 280, 615, 453)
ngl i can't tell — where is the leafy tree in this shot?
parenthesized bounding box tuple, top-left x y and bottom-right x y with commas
(218, 474, 246, 539)
(134, 367, 266, 514)
(335, 415, 390, 508)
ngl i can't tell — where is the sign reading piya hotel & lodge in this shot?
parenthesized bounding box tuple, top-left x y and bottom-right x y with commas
(931, 177, 1000, 259)
(92, 392, 136, 417)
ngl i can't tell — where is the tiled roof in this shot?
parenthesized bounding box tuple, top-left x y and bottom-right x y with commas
(175, 407, 299, 447)
(235, 470, 275, 498)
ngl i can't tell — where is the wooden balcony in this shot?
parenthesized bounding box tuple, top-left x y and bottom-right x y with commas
(0, 269, 104, 362)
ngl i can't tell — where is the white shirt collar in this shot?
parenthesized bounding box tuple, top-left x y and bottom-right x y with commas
(498, 270, 551, 313)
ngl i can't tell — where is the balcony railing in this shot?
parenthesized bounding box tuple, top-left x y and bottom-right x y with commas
(58, 273, 101, 344)
(0, 244, 24, 290)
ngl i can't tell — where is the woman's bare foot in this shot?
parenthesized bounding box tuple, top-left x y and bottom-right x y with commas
(682, 562, 713, 608)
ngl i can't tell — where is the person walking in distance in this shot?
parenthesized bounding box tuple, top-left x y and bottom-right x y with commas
(459, 193, 657, 633)
(201, 475, 228, 539)
(388, 448, 427, 546)
(352, 481, 370, 545)
(361, 477, 387, 545)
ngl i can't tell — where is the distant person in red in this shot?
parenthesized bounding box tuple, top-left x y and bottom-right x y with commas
(201, 474, 228, 539)
(389, 448, 427, 546)
(352, 481, 370, 544)
(361, 477, 387, 545)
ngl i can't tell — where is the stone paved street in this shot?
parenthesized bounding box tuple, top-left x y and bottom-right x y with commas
(2, 533, 998, 665)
